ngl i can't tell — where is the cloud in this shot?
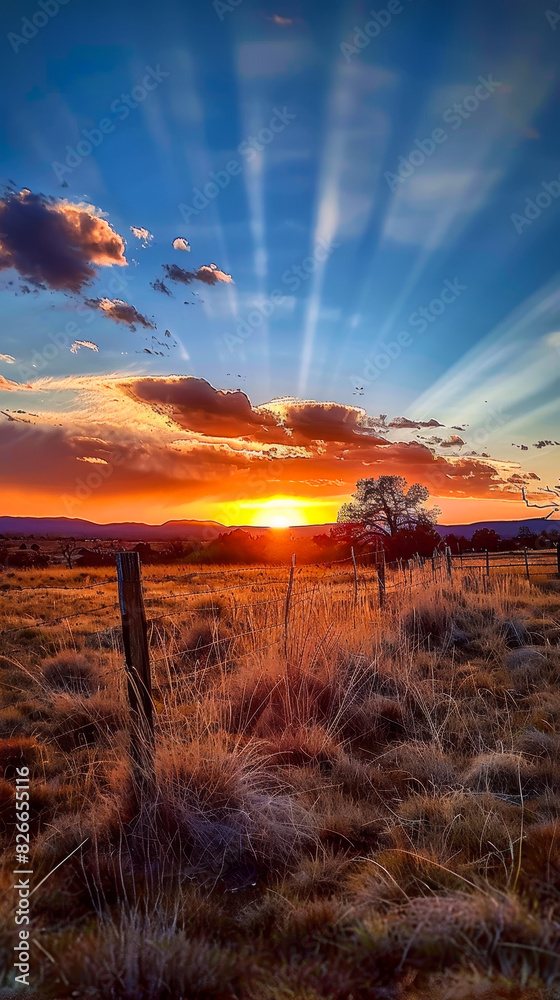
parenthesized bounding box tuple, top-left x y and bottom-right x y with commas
(162, 262, 234, 287)
(0, 354, 16, 364)
(172, 237, 191, 252)
(151, 277, 172, 296)
(440, 435, 465, 448)
(267, 398, 387, 446)
(0, 189, 127, 292)
(388, 417, 444, 430)
(1, 376, 545, 520)
(84, 297, 155, 330)
(119, 377, 280, 439)
(130, 226, 154, 247)
(271, 14, 293, 25)
(70, 340, 99, 354)
(0, 374, 29, 391)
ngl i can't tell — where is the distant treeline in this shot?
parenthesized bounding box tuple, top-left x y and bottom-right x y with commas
(1, 523, 558, 570)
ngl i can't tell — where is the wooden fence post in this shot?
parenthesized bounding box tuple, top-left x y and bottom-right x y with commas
(351, 546, 358, 607)
(445, 545, 453, 581)
(377, 547, 386, 609)
(116, 552, 155, 787)
(524, 547, 530, 582)
(431, 549, 437, 578)
(284, 553, 296, 658)
(557, 542, 560, 578)
(486, 549, 490, 576)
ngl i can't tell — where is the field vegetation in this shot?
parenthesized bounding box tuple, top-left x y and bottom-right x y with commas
(0, 557, 559, 999)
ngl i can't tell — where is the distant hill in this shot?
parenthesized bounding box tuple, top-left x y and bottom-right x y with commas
(0, 515, 337, 541)
(437, 518, 559, 540)
(0, 515, 557, 542)
(0, 516, 225, 541)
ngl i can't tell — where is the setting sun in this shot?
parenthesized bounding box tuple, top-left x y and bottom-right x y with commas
(267, 513, 292, 529)
(250, 498, 309, 528)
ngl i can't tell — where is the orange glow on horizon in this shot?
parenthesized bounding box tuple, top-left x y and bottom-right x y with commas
(1, 488, 555, 530)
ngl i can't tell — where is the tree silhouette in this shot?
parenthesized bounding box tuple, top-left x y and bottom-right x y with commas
(57, 538, 80, 569)
(337, 476, 440, 542)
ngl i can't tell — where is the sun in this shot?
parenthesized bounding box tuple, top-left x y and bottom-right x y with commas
(212, 495, 341, 527)
(268, 513, 292, 529)
(249, 497, 309, 528)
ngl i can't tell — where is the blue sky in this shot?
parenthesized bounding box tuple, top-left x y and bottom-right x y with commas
(1, 0, 559, 523)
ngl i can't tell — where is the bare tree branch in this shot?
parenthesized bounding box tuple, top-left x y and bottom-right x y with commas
(521, 484, 560, 519)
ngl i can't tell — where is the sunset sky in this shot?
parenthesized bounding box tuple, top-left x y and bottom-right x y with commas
(1, 0, 559, 526)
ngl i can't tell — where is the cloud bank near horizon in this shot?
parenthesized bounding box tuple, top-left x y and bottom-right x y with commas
(0, 374, 543, 520)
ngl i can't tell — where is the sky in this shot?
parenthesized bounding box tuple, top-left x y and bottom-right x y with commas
(1, 0, 559, 527)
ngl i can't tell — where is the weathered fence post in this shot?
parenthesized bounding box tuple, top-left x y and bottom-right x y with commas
(116, 552, 155, 787)
(445, 545, 453, 581)
(486, 549, 490, 576)
(377, 547, 386, 609)
(284, 553, 296, 657)
(557, 542, 560, 578)
(351, 546, 358, 607)
(524, 547, 530, 582)
(431, 549, 437, 579)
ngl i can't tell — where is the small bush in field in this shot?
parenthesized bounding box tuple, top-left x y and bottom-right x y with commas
(176, 621, 232, 668)
(0, 736, 40, 778)
(42, 650, 99, 695)
(462, 752, 535, 795)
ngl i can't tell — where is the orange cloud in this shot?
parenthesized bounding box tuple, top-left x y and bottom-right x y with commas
(0, 190, 126, 292)
(0, 375, 544, 522)
(0, 374, 29, 391)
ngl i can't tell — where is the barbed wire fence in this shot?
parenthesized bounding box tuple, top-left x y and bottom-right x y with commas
(1, 543, 559, 797)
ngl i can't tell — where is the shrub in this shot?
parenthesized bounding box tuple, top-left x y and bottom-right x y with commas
(0, 736, 40, 778)
(462, 753, 535, 796)
(42, 651, 99, 696)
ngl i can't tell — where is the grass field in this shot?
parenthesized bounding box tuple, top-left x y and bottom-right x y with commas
(0, 559, 559, 999)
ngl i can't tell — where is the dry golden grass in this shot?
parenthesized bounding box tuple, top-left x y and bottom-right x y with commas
(0, 560, 559, 998)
